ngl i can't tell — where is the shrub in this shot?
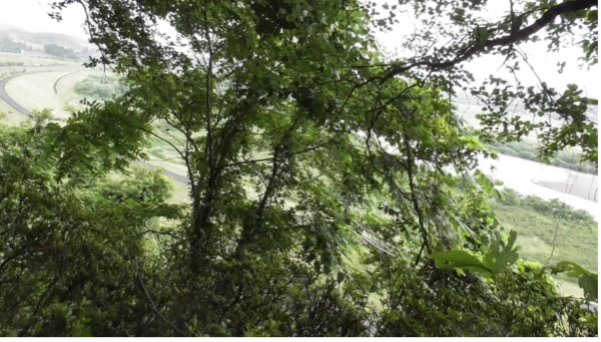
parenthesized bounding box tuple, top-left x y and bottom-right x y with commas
(493, 187, 596, 225)
(74, 75, 127, 99)
(517, 151, 536, 160)
(44, 43, 78, 59)
(0, 61, 24, 67)
(503, 188, 521, 206)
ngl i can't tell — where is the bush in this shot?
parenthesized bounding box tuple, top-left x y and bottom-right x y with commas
(503, 188, 521, 206)
(74, 75, 127, 99)
(496, 190, 596, 225)
(0, 61, 24, 67)
(370, 262, 597, 337)
(44, 43, 78, 59)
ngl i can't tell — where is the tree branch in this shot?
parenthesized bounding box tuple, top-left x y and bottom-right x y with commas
(381, 0, 598, 81)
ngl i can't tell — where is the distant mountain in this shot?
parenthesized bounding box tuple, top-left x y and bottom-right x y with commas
(4, 30, 89, 51)
(0, 23, 90, 52)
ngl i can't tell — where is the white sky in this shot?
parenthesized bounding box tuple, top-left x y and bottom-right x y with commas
(373, 0, 599, 97)
(0, 0, 88, 39)
(0, 0, 597, 97)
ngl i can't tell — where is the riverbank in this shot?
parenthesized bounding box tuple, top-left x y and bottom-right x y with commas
(477, 154, 598, 219)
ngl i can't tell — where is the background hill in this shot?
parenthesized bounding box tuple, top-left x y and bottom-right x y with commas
(0, 24, 94, 57)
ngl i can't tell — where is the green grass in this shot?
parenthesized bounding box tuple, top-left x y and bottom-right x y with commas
(5, 70, 93, 119)
(0, 99, 28, 125)
(166, 177, 191, 205)
(492, 201, 598, 278)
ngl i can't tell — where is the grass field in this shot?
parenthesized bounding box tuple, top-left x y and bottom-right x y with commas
(0, 98, 28, 125)
(491, 201, 598, 281)
(166, 177, 191, 205)
(4, 69, 96, 119)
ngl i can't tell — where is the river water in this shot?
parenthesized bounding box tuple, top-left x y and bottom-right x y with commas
(476, 154, 598, 220)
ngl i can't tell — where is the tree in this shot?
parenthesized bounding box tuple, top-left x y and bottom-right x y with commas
(44, 43, 78, 59)
(365, 0, 598, 166)
(1, 0, 593, 336)
(0, 117, 181, 336)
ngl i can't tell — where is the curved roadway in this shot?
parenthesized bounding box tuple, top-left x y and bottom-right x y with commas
(0, 70, 191, 185)
(0, 73, 40, 119)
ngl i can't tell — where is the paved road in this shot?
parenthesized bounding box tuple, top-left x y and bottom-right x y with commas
(53, 71, 80, 94)
(0, 73, 38, 118)
(0, 70, 192, 185)
(138, 161, 191, 185)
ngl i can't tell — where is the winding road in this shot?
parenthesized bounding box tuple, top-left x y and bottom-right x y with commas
(0, 73, 40, 119)
(0, 70, 191, 185)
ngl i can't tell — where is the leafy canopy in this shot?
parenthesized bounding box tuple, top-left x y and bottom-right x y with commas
(0, 0, 596, 337)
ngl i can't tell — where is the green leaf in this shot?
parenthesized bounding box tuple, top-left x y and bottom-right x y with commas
(551, 261, 589, 278)
(78, 326, 93, 337)
(495, 230, 519, 273)
(474, 27, 489, 46)
(430, 250, 483, 268)
(482, 230, 519, 275)
(578, 274, 598, 302)
(483, 230, 500, 260)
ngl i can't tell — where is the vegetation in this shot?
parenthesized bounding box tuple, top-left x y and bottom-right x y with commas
(0, 36, 23, 53)
(43, 43, 78, 59)
(0, 61, 24, 67)
(488, 140, 597, 175)
(0, 69, 27, 79)
(73, 74, 127, 99)
(0, 0, 596, 337)
(492, 188, 597, 277)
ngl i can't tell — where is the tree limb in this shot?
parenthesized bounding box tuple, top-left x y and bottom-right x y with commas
(381, 0, 598, 81)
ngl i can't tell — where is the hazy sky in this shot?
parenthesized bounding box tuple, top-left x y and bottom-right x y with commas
(0, 0, 88, 39)
(373, 0, 599, 97)
(1, 0, 597, 97)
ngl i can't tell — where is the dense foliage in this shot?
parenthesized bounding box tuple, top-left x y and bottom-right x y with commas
(500, 188, 595, 223)
(0, 0, 596, 337)
(43, 43, 78, 59)
(0, 35, 23, 54)
(73, 75, 127, 99)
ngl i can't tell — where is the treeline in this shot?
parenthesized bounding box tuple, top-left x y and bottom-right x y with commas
(0, 61, 24, 67)
(499, 188, 596, 224)
(0, 37, 22, 53)
(487, 140, 597, 175)
(43, 43, 78, 59)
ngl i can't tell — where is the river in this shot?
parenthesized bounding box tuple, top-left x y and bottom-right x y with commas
(477, 154, 598, 220)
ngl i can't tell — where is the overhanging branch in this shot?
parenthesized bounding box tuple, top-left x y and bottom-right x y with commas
(381, 0, 598, 82)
